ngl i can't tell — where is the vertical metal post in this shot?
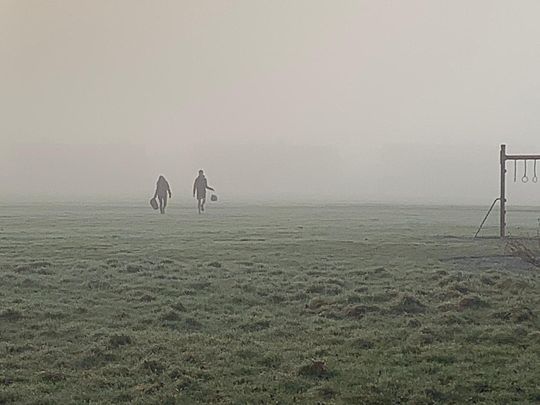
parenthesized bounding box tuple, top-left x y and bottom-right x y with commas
(500, 144, 507, 238)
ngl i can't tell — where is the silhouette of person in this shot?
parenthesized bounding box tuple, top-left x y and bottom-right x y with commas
(193, 170, 214, 214)
(154, 175, 172, 214)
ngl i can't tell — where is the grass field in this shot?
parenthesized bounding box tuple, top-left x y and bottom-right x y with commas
(1, 203, 539, 404)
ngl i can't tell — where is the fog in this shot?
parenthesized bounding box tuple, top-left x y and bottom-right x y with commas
(2, 1, 540, 205)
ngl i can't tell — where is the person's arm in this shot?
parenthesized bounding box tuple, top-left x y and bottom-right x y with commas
(167, 182, 172, 198)
(193, 179, 196, 197)
(153, 186, 158, 199)
(205, 178, 215, 191)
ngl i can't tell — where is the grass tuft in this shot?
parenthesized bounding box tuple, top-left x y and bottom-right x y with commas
(141, 359, 166, 374)
(0, 308, 23, 321)
(392, 295, 427, 314)
(457, 296, 488, 311)
(343, 304, 379, 319)
(38, 370, 66, 383)
(125, 264, 143, 273)
(140, 293, 155, 302)
(108, 334, 133, 348)
(160, 310, 182, 322)
(298, 360, 331, 378)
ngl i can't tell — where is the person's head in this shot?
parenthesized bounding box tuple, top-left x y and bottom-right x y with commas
(198, 170, 204, 176)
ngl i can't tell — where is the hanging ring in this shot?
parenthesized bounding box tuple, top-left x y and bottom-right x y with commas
(533, 160, 538, 183)
(514, 160, 517, 182)
(522, 160, 529, 182)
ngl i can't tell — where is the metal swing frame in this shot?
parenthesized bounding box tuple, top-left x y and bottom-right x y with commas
(475, 144, 540, 238)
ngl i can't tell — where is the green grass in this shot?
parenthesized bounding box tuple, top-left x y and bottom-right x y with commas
(0, 203, 539, 404)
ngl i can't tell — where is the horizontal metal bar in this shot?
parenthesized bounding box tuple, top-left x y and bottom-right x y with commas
(504, 154, 540, 160)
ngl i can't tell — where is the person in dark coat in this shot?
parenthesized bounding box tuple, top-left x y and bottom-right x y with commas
(154, 175, 172, 214)
(193, 170, 214, 214)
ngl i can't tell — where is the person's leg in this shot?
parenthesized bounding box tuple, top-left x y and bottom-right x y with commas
(197, 198, 202, 214)
(201, 197, 206, 212)
(158, 196, 164, 214)
(162, 195, 168, 213)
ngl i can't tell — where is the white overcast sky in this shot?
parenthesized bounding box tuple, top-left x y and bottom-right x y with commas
(1, 0, 540, 204)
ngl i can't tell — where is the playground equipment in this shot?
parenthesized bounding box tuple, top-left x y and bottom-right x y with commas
(475, 144, 540, 238)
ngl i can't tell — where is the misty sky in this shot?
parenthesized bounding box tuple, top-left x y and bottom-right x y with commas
(2, 1, 540, 204)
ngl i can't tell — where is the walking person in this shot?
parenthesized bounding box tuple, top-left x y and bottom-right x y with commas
(193, 170, 214, 214)
(153, 175, 172, 214)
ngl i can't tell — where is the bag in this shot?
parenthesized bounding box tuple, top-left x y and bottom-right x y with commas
(210, 194, 218, 202)
(150, 198, 158, 210)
